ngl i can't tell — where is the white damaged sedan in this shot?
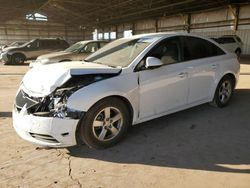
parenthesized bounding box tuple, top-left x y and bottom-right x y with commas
(13, 33, 240, 149)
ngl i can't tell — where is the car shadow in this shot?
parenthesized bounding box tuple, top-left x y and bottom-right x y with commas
(0, 112, 12, 117)
(67, 89, 250, 173)
(3, 62, 30, 66)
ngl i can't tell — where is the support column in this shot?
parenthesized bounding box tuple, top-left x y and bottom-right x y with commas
(155, 18, 158, 33)
(186, 14, 191, 33)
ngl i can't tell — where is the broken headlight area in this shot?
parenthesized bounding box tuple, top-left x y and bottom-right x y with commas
(15, 74, 117, 119)
(15, 88, 83, 119)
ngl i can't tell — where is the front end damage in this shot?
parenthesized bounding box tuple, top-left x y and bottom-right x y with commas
(13, 62, 121, 147)
(13, 82, 85, 147)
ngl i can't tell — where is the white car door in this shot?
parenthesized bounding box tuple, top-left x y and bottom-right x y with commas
(138, 37, 189, 120)
(181, 36, 225, 104)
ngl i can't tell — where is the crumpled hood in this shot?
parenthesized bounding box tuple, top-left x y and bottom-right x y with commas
(37, 51, 73, 60)
(21, 61, 121, 97)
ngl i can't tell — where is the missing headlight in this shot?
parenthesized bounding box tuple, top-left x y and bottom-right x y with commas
(22, 73, 119, 119)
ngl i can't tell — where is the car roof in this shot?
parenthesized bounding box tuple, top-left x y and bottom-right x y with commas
(123, 32, 214, 41)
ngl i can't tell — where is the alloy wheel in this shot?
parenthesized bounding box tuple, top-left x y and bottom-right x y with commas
(218, 80, 232, 104)
(92, 107, 123, 141)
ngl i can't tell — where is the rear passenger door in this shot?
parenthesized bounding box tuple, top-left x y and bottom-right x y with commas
(181, 36, 225, 104)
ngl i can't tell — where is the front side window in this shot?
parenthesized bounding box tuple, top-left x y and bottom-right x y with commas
(84, 42, 98, 53)
(147, 37, 181, 65)
(182, 36, 225, 61)
(86, 37, 160, 68)
(28, 40, 39, 48)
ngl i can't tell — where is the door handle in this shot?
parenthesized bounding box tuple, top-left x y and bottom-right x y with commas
(178, 72, 186, 78)
(212, 64, 218, 69)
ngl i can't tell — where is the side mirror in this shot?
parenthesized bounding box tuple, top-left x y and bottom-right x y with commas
(145, 57, 163, 69)
(27, 44, 31, 48)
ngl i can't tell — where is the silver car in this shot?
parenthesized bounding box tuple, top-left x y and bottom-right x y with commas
(31, 40, 109, 67)
(0, 38, 69, 65)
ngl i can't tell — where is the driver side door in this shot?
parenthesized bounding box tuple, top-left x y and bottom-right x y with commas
(138, 36, 189, 120)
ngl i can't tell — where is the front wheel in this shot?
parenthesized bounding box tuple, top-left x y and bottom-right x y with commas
(78, 98, 130, 149)
(11, 54, 25, 64)
(211, 76, 234, 108)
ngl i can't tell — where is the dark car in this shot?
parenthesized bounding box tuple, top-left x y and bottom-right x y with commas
(0, 38, 69, 65)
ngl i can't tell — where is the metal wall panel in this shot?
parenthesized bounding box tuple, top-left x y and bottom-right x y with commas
(191, 8, 234, 24)
(0, 20, 84, 45)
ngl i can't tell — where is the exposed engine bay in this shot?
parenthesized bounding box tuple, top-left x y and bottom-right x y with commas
(15, 74, 118, 119)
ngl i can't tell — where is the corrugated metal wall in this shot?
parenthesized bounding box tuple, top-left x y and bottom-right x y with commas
(0, 20, 85, 45)
(96, 4, 250, 54)
(1, 5, 250, 54)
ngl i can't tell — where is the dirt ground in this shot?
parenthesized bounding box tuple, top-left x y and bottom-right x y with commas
(0, 57, 250, 188)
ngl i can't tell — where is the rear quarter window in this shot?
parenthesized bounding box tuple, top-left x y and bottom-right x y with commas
(218, 37, 236, 44)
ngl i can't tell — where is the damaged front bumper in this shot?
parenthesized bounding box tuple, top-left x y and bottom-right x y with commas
(13, 105, 80, 147)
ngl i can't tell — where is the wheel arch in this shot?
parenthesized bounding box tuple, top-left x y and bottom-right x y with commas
(74, 95, 135, 145)
(11, 52, 26, 60)
(83, 95, 134, 124)
(210, 72, 237, 101)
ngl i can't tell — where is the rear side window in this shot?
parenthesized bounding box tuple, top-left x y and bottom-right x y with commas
(182, 36, 225, 61)
(147, 37, 181, 65)
(236, 36, 242, 43)
(40, 39, 68, 49)
(40, 40, 57, 48)
(218, 37, 236, 44)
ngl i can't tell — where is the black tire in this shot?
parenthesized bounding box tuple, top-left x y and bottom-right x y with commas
(79, 97, 130, 149)
(211, 76, 235, 108)
(11, 54, 25, 64)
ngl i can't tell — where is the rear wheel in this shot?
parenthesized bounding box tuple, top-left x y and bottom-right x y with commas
(11, 54, 25, 64)
(211, 76, 234, 108)
(79, 98, 130, 149)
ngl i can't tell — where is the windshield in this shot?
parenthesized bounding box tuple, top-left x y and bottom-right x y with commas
(85, 37, 160, 67)
(65, 41, 87, 53)
(21, 39, 35, 47)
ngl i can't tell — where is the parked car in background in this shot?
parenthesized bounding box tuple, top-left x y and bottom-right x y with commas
(0, 38, 69, 65)
(216, 35, 243, 57)
(0, 41, 26, 52)
(13, 33, 240, 149)
(30, 40, 108, 67)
